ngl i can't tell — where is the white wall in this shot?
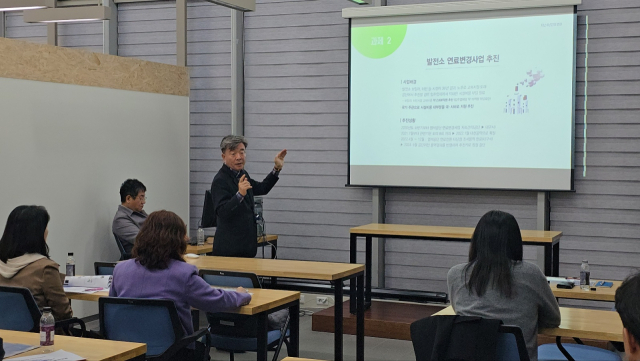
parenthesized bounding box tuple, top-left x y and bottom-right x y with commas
(0, 77, 190, 316)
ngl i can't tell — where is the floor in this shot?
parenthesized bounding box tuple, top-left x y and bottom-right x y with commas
(205, 308, 417, 361)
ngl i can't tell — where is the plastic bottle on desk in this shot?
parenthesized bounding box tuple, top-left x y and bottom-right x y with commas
(580, 260, 590, 291)
(40, 307, 55, 352)
(197, 227, 205, 246)
(66, 252, 75, 276)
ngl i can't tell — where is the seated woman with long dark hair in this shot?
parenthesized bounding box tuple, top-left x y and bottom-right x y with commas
(110, 210, 251, 359)
(447, 210, 560, 361)
(0, 205, 73, 321)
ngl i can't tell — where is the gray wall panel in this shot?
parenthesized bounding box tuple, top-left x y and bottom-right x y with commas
(562, 0, 640, 295)
(58, 22, 103, 53)
(118, 1, 176, 65)
(109, 0, 638, 299)
(186, 1, 232, 231)
(243, 0, 370, 261)
(5, 12, 46, 44)
(117, 1, 232, 232)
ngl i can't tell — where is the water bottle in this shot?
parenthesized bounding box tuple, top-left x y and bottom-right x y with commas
(580, 260, 590, 291)
(66, 252, 75, 276)
(40, 307, 55, 352)
(197, 227, 205, 246)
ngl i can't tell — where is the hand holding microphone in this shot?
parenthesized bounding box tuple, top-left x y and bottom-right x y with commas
(238, 174, 252, 196)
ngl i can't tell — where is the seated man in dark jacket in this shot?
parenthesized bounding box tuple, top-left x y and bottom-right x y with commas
(210, 135, 286, 258)
(112, 179, 147, 254)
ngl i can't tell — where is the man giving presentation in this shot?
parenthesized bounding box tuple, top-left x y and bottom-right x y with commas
(210, 135, 287, 258)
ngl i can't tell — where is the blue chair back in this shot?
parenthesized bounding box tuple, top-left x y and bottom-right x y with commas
(94, 261, 118, 276)
(99, 297, 183, 357)
(199, 270, 261, 338)
(113, 233, 131, 261)
(497, 325, 530, 361)
(199, 270, 260, 289)
(0, 286, 42, 332)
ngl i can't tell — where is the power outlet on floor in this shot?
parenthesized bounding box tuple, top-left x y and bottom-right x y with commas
(316, 296, 328, 305)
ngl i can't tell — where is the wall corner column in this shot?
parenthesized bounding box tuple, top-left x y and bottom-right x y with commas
(103, 0, 117, 55)
(176, 0, 187, 66)
(231, 9, 244, 136)
(46, 1, 57, 46)
(0, 12, 5, 38)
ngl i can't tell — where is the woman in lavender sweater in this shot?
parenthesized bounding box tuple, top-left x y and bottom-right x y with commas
(110, 210, 251, 359)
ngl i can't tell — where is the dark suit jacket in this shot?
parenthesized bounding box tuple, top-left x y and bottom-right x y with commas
(210, 165, 279, 257)
(410, 315, 502, 361)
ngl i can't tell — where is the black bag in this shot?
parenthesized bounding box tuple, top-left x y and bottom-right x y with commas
(200, 190, 216, 228)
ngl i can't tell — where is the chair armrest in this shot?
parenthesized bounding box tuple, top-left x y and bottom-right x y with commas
(175, 327, 210, 349)
(55, 317, 86, 337)
(155, 327, 210, 361)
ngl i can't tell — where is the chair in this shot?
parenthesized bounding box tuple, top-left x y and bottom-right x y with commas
(538, 341, 621, 361)
(410, 315, 530, 361)
(199, 269, 290, 361)
(0, 286, 86, 335)
(94, 261, 118, 276)
(113, 233, 131, 261)
(496, 325, 530, 361)
(99, 297, 210, 361)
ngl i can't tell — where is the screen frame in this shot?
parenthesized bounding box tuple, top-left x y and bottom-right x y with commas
(346, 7, 578, 192)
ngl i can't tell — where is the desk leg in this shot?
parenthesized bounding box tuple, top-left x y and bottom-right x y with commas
(544, 244, 552, 276)
(365, 236, 372, 309)
(350, 233, 357, 314)
(357, 272, 365, 361)
(191, 309, 199, 331)
(271, 240, 278, 285)
(128, 355, 146, 361)
(290, 301, 300, 357)
(553, 241, 560, 277)
(257, 313, 268, 361)
(334, 278, 344, 361)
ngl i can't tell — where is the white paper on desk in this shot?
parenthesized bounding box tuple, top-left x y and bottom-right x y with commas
(4, 343, 39, 357)
(64, 275, 111, 288)
(9, 349, 86, 361)
(62, 286, 108, 294)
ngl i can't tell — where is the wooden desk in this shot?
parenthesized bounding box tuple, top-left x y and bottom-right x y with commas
(1, 329, 146, 361)
(185, 256, 366, 361)
(186, 234, 278, 256)
(350, 223, 563, 311)
(433, 306, 623, 342)
(66, 288, 300, 361)
(550, 280, 621, 302)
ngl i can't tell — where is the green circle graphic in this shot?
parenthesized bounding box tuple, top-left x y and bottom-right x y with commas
(352, 24, 407, 59)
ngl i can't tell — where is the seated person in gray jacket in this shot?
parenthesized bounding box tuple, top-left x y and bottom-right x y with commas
(112, 179, 147, 254)
(447, 210, 560, 361)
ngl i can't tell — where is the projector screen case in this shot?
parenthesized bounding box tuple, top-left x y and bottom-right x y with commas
(346, 1, 577, 191)
(342, 0, 582, 20)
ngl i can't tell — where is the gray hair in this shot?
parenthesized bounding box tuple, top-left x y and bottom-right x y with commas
(220, 135, 248, 153)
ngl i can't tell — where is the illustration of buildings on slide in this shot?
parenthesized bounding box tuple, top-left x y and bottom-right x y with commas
(504, 69, 544, 115)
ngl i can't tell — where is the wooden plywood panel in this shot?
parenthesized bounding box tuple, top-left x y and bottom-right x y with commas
(0, 37, 188, 96)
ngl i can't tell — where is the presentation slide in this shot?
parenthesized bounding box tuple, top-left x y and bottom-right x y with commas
(350, 12, 576, 190)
